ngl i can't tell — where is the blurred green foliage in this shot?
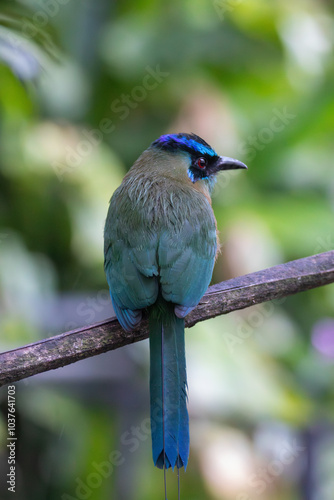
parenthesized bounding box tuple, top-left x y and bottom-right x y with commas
(0, 0, 333, 499)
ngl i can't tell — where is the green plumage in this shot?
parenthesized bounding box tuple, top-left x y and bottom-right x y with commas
(104, 148, 218, 321)
(104, 134, 247, 472)
(104, 147, 217, 469)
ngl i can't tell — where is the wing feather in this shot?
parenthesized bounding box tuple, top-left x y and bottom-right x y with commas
(104, 177, 217, 328)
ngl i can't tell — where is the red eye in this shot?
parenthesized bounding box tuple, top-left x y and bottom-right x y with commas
(197, 157, 206, 169)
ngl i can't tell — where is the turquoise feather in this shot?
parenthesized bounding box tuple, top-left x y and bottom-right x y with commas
(149, 299, 189, 469)
(104, 133, 247, 472)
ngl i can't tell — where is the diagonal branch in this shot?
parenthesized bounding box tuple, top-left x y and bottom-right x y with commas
(0, 250, 333, 387)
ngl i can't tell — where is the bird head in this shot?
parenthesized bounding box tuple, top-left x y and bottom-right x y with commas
(151, 133, 247, 189)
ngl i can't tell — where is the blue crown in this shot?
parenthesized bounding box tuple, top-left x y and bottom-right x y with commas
(152, 133, 218, 158)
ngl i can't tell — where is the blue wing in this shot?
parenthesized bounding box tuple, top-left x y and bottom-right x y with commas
(104, 229, 159, 331)
(104, 185, 217, 329)
(159, 215, 217, 315)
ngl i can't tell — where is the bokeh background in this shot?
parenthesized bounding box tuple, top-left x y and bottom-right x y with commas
(0, 0, 334, 499)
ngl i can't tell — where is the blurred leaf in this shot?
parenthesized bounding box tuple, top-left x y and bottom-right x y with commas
(0, 0, 62, 82)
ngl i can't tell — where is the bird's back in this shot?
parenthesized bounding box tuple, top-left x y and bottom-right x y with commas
(104, 151, 218, 328)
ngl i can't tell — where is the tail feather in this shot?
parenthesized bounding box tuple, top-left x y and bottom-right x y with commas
(149, 300, 189, 470)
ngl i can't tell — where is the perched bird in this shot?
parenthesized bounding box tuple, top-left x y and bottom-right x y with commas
(104, 133, 247, 475)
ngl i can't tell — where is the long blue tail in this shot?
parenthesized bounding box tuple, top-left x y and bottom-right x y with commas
(149, 299, 189, 470)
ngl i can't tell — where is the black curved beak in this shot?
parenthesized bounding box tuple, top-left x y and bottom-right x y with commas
(216, 156, 248, 171)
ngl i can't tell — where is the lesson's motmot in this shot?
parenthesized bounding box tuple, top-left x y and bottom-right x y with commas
(104, 133, 247, 472)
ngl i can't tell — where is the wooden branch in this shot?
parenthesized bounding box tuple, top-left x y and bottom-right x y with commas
(0, 250, 333, 387)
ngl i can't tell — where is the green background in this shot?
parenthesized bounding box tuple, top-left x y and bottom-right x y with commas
(0, 0, 333, 499)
